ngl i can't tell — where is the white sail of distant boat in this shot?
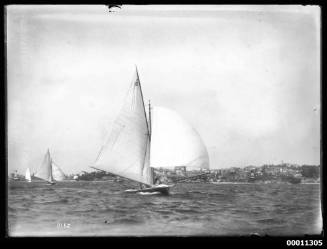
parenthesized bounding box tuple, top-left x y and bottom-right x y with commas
(52, 161, 66, 181)
(35, 149, 55, 184)
(25, 168, 31, 182)
(93, 67, 209, 194)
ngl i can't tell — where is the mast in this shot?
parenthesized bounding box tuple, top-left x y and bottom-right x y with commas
(148, 100, 152, 141)
(135, 66, 153, 186)
(148, 99, 154, 185)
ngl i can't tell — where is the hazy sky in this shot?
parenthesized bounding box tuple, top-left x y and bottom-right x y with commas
(7, 5, 320, 174)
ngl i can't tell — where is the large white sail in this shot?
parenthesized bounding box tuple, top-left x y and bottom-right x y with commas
(94, 69, 152, 185)
(52, 162, 66, 181)
(25, 168, 31, 182)
(150, 106, 209, 170)
(35, 149, 55, 183)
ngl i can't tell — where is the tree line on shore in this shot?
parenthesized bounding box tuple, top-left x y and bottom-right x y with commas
(66, 164, 320, 184)
(10, 163, 320, 184)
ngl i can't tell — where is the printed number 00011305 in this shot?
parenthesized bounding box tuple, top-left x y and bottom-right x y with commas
(286, 240, 323, 246)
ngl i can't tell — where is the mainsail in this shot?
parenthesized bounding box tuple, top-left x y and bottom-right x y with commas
(94, 68, 209, 187)
(25, 168, 31, 182)
(35, 149, 55, 183)
(94, 68, 152, 186)
(150, 106, 209, 170)
(52, 161, 66, 181)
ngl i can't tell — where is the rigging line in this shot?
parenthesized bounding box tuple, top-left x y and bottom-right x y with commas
(95, 124, 126, 163)
(51, 160, 62, 168)
(94, 145, 105, 163)
(108, 124, 125, 149)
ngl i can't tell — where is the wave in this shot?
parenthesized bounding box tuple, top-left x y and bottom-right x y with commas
(8, 206, 17, 212)
(66, 208, 97, 214)
(174, 208, 200, 214)
(137, 192, 161, 195)
(98, 208, 128, 214)
(156, 210, 174, 215)
(105, 217, 144, 225)
(256, 218, 284, 225)
(38, 199, 69, 205)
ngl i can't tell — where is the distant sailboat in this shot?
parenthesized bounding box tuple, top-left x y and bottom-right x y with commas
(12, 170, 19, 181)
(93, 67, 209, 194)
(25, 168, 32, 182)
(35, 149, 56, 185)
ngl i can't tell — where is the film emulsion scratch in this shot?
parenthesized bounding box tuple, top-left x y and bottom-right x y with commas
(6, 5, 321, 236)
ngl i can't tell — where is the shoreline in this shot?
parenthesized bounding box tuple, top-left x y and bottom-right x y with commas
(210, 182, 320, 184)
(8, 179, 320, 185)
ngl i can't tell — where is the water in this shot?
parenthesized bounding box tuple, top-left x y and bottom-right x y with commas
(8, 181, 322, 236)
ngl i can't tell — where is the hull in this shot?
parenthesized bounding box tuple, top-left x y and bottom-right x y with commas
(11, 177, 20, 181)
(125, 184, 172, 195)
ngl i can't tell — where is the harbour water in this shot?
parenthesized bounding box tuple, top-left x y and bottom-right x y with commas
(8, 181, 322, 236)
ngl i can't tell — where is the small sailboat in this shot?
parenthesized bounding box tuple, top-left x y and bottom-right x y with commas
(25, 168, 32, 182)
(35, 149, 56, 185)
(12, 170, 20, 181)
(93, 67, 209, 195)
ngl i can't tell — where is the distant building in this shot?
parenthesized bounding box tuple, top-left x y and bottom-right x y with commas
(175, 166, 186, 176)
(200, 168, 210, 173)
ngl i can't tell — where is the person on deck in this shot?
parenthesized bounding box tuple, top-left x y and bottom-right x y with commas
(154, 177, 162, 185)
(154, 175, 168, 185)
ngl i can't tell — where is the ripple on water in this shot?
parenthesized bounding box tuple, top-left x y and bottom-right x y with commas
(174, 208, 201, 214)
(156, 210, 173, 215)
(106, 216, 145, 225)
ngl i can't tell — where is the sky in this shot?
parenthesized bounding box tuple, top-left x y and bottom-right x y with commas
(6, 5, 320, 175)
